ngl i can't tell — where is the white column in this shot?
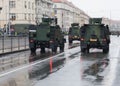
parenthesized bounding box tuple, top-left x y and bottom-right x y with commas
(0, 7, 2, 28)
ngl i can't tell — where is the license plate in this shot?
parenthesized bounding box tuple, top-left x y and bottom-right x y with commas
(90, 39, 97, 41)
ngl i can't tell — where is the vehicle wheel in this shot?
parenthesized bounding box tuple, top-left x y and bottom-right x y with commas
(69, 40, 72, 44)
(52, 46, 57, 53)
(60, 44, 64, 52)
(41, 47, 45, 53)
(103, 45, 109, 53)
(30, 47, 36, 54)
(86, 47, 89, 53)
(103, 47, 109, 53)
(54, 46, 57, 53)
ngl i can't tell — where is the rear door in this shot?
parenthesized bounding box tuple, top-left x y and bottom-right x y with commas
(85, 25, 101, 42)
(36, 24, 50, 41)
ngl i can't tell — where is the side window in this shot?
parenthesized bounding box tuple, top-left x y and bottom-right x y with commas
(9, 1, 16, 8)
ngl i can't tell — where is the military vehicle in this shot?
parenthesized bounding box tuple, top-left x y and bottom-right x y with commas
(80, 18, 110, 53)
(68, 23, 80, 44)
(29, 17, 65, 54)
(9, 24, 32, 36)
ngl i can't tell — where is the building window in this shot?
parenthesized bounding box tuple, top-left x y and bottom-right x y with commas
(9, 1, 16, 8)
(24, 14, 27, 20)
(32, 3, 34, 10)
(40, 2, 42, 6)
(28, 14, 31, 20)
(10, 13, 16, 21)
(54, 10, 57, 14)
(54, 5, 57, 8)
(32, 14, 34, 21)
(28, 2, 30, 9)
(24, 1, 27, 8)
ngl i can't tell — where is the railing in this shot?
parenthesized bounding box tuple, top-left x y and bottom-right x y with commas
(0, 36, 29, 54)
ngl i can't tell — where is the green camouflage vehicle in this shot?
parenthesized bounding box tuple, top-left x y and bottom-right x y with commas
(80, 18, 110, 53)
(68, 23, 80, 43)
(29, 17, 66, 54)
(10, 24, 32, 36)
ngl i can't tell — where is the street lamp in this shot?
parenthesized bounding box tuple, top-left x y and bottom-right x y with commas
(0, 7, 2, 29)
(8, 0, 11, 36)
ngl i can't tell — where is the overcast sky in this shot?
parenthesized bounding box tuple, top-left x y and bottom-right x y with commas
(68, 0, 120, 20)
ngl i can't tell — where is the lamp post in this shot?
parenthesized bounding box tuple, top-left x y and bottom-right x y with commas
(0, 7, 2, 30)
(8, 0, 10, 35)
(8, 0, 11, 36)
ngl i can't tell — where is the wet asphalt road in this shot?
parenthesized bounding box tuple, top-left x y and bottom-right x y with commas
(0, 35, 120, 86)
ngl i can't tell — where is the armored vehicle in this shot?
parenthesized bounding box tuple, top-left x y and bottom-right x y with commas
(80, 18, 110, 53)
(68, 23, 80, 43)
(10, 24, 32, 36)
(29, 17, 65, 54)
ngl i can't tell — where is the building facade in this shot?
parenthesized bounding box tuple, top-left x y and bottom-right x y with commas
(0, 0, 90, 33)
(52, 0, 90, 32)
(0, 0, 54, 33)
(35, 0, 53, 24)
(0, 0, 36, 29)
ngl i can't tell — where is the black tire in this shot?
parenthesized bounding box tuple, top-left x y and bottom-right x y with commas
(41, 47, 45, 53)
(60, 44, 64, 52)
(103, 47, 109, 53)
(30, 47, 36, 54)
(86, 47, 89, 53)
(52, 46, 57, 53)
(69, 40, 72, 44)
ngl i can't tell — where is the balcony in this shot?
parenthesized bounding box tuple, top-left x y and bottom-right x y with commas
(42, 0, 53, 4)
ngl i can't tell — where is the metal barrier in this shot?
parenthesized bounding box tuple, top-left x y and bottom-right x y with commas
(0, 36, 29, 54)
